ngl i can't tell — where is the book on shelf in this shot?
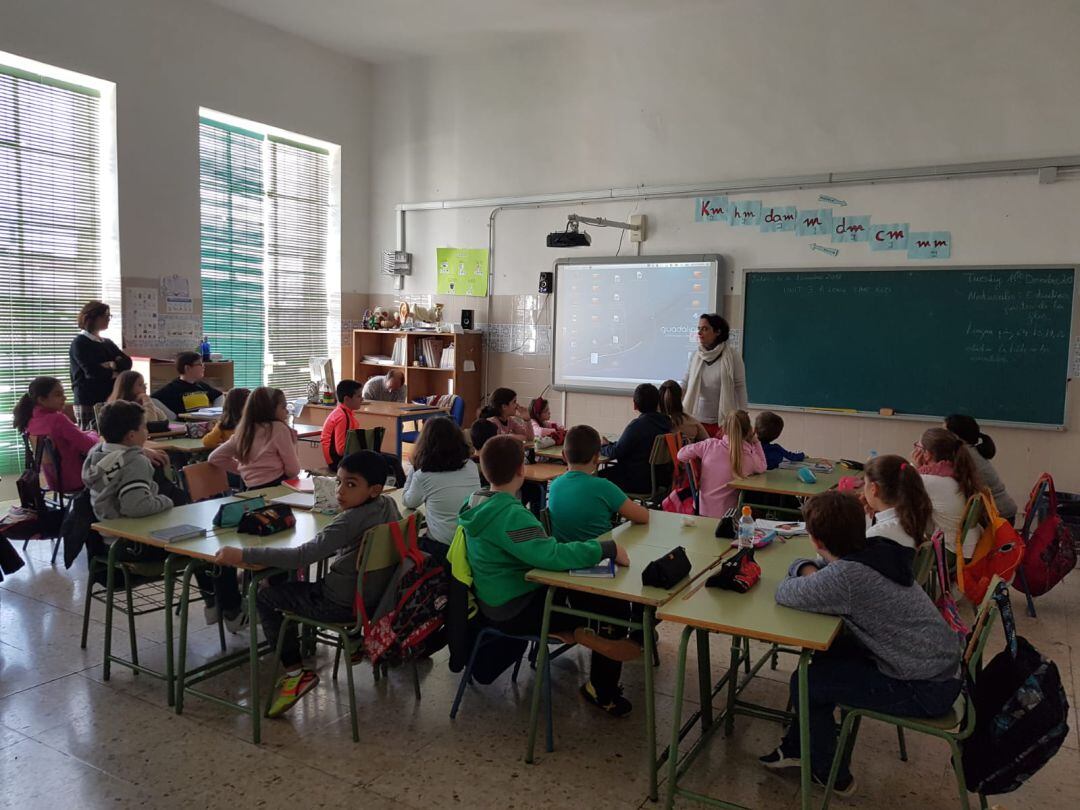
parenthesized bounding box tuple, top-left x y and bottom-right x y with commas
(390, 337, 407, 366)
(440, 344, 455, 369)
(362, 354, 394, 365)
(417, 337, 443, 369)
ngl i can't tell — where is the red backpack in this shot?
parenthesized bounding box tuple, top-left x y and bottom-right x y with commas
(1014, 474, 1077, 598)
(661, 434, 696, 515)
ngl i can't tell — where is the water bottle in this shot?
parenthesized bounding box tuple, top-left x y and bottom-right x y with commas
(199, 336, 211, 362)
(738, 505, 755, 550)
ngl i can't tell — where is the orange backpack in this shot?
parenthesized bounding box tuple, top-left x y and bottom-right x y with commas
(956, 491, 1025, 604)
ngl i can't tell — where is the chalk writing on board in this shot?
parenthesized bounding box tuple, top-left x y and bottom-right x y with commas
(964, 322, 1069, 364)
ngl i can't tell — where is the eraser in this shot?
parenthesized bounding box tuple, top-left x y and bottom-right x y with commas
(797, 467, 818, 484)
(879, 407, 895, 416)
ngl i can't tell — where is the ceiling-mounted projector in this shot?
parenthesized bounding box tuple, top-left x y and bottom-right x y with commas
(546, 213, 645, 248)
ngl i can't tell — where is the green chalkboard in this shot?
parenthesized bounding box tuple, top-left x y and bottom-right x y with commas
(742, 266, 1076, 426)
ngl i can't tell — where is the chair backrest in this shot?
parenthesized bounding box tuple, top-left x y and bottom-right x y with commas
(647, 433, 676, 499)
(344, 427, 384, 456)
(181, 461, 230, 502)
(449, 395, 465, 426)
(956, 492, 985, 562)
(353, 514, 427, 623)
(93, 401, 106, 425)
(539, 507, 552, 535)
(913, 538, 937, 595)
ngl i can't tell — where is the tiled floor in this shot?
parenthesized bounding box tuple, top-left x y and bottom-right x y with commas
(1, 537, 1077, 809)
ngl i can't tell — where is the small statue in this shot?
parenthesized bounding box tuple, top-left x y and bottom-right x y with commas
(412, 302, 444, 325)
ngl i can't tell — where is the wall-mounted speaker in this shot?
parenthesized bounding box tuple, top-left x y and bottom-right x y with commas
(461, 309, 474, 330)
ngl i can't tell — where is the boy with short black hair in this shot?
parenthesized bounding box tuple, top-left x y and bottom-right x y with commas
(599, 383, 672, 494)
(754, 411, 806, 470)
(759, 490, 962, 795)
(459, 435, 639, 716)
(152, 351, 223, 415)
(321, 378, 365, 469)
(215, 450, 401, 717)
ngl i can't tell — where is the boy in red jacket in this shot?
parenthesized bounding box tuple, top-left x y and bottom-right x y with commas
(320, 380, 364, 470)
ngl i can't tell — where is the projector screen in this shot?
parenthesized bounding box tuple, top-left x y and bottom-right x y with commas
(552, 255, 722, 394)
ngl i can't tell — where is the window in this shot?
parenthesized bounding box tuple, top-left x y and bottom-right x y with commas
(199, 111, 340, 398)
(0, 52, 119, 474)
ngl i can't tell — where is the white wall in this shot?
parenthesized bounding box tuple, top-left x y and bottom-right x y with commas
(367, 0, 1080, 499)
(1, 0, 371, 296)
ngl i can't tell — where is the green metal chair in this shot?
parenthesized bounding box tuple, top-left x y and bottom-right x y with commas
(265, 514, 424, 742)
(623, 433, 675, 508)
(821, 576, 1004, 810)
(343, 427, 385, 456)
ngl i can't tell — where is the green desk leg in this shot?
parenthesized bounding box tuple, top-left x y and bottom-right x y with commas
(665, 625, 694, 810)
(525, 586, 556, 764)
(248, 571, 262, 745)
(723, 634, 742, 735)
(797, 650, 812, 810)
(642, 607, 657, 802)
(102, 540, 121, 680)
(174, 559, 198, 713)
(163, 555, 182, 707)
(695, 628, 713, 731)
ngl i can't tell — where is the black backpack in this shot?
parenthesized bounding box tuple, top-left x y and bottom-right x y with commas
(961, 584, 1070, 794)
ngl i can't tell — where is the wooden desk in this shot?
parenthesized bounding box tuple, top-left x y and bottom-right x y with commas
(150, 437, 207, 453)
(535, 434, 620, 462)
(149, 423, 188, 439)
(522, 463, 567, 484)
(355, 401, 446, 458)
(657, 535, 841, 810)
(523, 511, 728, 802)
(292, 422, 323, 439)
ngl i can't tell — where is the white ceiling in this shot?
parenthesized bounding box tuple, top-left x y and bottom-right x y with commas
(198, 0, 720, 63)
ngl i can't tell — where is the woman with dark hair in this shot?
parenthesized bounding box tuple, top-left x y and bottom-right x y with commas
(681, 313, 748, 437)
(944, 413, 1017, 522)
(402, 416, 480, 557)
(69, 300, 131, 429)
(480, 387, 535, 441)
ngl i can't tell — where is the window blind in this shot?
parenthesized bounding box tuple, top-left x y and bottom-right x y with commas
(198, 118, 265, 391)
(265, 136, 332, 398)
(0, 64, 113, 474)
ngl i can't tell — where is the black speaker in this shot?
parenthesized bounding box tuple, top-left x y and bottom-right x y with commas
(539, 271, 553, 294)
(461, 309, 474, 330)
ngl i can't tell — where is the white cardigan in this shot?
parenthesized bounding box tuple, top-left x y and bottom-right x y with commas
(682, 343, 749, 425)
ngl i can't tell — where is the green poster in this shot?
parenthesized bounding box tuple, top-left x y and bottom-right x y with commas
(436, 247, 489, 297)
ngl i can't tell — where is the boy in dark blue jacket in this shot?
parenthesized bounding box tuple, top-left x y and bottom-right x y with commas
(600, 384, 672, 494)
(755, 411, 806, 470)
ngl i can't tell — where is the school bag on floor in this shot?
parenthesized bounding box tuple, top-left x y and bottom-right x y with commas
(955, 491, 1024, 604)
(961, 582, 1070, 795)
(360, 514, 448, 665)
(1014, 473, 1076, 598)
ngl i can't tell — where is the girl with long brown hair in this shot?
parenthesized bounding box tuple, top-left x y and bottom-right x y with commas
(863, 454, 934, 550)
(208, 387, 300, 488)
(912, 427, 983, 557)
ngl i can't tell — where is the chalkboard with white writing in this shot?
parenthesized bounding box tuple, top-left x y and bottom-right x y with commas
(742, 266, 1076, 426)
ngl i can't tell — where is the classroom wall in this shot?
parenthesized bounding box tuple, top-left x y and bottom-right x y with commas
(365, 0, 1080, 500)
(0, 0, 373, 313)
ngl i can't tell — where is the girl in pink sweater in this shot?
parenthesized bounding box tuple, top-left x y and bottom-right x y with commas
(14, 376, 98, 493)
(676, 409, 766, 518)
(209, 387, 300, 489)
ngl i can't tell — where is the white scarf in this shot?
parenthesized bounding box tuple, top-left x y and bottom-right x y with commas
(683, 341, 739, 425)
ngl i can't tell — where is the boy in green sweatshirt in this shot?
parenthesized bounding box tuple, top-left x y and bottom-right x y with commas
(459, 434, 639, 716)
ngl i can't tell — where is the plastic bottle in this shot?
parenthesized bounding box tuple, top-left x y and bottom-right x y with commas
(199, 336, 211, 362)
(738, 505, 755, 550)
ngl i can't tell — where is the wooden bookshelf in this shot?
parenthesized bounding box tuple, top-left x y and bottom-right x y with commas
(352, 330, 482, 423)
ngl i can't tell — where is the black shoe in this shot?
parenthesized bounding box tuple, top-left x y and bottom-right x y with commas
(759, 747, 801, 770)
(580, 682, 632, 718)
(812, 772, 857, 797)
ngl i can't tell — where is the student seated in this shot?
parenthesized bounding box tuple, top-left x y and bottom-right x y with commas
(459, 435, 639, 716)
(320, 379, 364, 470)
(658, 380, 708, 443)
(528, 396, 566, 443)
(760, 490, 962, 795)
(214, 451, 401, 717)
(152, 351, 223, 415)
(481, 387, 535, 441)
(209, 387, 301, 490)
(469, 418, 499, 487)
(361, 369, 406, 403)
(549, 425, 650, 542)
(945, 414, 1017, 523)
(599, 383, 672, 494)
(16, 376, 102, 494)
(202, 387, 251, 450)
(676, 409, 765, 518)
(754, 411, 806, 470)
(913, 428, 982, 558)
(107, 370, 169, 424)
(83, 401, 243, 629)
(861, 454, 934, 557)
(402, 416, 481, 560)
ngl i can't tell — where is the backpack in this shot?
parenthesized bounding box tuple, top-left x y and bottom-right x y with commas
(360, 514, 448, 666)
(955, 491, 1024, 604)
(661, 433, 696, 515)
(961, 583, 1070, 794)
(1014, 474, 1076, 598)
(931, 531, 969, 647)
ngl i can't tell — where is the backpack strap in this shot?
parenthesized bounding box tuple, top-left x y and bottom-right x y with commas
(932, 531, 950, 598)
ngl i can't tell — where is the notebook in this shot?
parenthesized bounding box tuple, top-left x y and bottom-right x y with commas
(755, 519, 806, 538)
(271, 492, 315, 510)
(149, 524, 207, 542)
(568, 559, 617, 578)
(283, 478, 315, 493)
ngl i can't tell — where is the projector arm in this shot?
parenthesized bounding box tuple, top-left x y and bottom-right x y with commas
(567, 214, 641, 232)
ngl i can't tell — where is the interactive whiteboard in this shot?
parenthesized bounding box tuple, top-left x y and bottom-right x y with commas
(552, 255, 722, 394)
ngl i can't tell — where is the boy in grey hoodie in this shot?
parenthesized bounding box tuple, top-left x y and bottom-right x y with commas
(83, 401, 243, 629)
(214, 450, 402, 718)
(759, 490, 962, 796)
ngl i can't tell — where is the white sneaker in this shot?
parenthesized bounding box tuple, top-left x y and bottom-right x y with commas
(224, 609, 249, 635)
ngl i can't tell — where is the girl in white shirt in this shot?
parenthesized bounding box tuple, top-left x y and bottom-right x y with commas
(913, 428, 983, 558)
(863, 454, 934, 551)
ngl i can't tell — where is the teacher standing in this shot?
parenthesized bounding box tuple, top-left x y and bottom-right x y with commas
(681, 313, 748, 437)
(69, 300, 131, 430)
